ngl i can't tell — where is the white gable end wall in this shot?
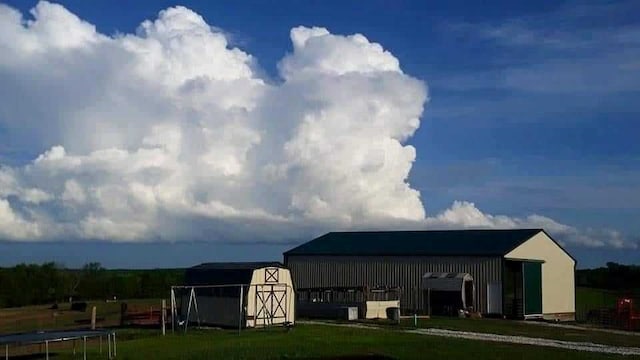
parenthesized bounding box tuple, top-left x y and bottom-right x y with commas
(505, 231, 575, 320)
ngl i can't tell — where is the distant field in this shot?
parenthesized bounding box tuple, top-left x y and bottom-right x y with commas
(574, 286, 640, 324)
(0, 299, 162, 333)
(577, 287, 621, 310)
(0, 287, 622, 333)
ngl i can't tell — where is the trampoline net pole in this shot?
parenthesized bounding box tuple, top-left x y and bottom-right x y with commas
(238, 285, 244, 334)
(108, 333, 112, 359)
(83, 336, 87, 360)
(170, 287, 176, 333)
(5, 344, 8, 360)
(113, 332, 117, 357)
(45, 340, 49, 360)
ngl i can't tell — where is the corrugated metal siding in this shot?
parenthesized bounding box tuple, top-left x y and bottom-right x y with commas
(285, 255, 502, 314)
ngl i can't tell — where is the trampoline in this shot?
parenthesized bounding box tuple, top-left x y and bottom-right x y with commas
(0, 329, 116, 359)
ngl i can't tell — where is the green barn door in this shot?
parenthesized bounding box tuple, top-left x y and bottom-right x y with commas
(523, 262, 542, 316)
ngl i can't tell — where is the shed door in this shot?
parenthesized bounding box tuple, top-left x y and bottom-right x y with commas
(254, 284, 289, 326)
(523, 262, 542, 316)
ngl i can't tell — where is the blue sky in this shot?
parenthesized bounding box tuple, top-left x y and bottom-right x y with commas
(1, 0, 638, 268)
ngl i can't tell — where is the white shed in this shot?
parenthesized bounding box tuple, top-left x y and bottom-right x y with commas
(172, 262, 295, 329)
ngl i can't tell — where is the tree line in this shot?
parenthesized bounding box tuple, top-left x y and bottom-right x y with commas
(1, 261, 638, 308)
(576, 262, 640, 292)
(0, 262, 184, 308)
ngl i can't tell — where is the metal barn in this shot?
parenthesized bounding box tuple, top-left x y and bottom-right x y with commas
(284, 229, 576, 321)
(172, 262, 295, 329)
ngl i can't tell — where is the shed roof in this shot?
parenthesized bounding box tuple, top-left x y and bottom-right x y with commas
(190, 262, 283, 270)
(284, 229, 543, 257)
(185, 262, 284, 286)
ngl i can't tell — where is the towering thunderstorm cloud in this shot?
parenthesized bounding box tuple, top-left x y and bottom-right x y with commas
(0, 2, 634, 248)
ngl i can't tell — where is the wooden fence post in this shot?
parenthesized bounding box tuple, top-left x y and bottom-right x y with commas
(91, 306, 97, 330)
(162, 299, 166, 336)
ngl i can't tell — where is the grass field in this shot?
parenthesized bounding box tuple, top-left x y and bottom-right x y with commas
(2, 291, 639, 359)
(577, 287, 621, 309)
(395, 316, 640, 347)
(576, 287, 624, 321)
(3, 324, 638, 360)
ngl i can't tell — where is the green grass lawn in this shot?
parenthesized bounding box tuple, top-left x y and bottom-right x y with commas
(15, 325, 637, 360)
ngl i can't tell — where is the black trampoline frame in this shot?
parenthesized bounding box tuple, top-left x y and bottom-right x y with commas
(0, 329, 116, 360)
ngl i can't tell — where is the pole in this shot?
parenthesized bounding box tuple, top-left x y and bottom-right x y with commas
(185, 288, 193, 333)
(414, 286, 418, 315)
(5, 344, 8, 360)
(45, 341, 49, 360)
(83, 336, 87, 360)
(238, 285, 244, 334)
(108, 333, 112, 359)
(170, 288, 175, 333)
(91, 306, 97, 330)
(162, 299, 166, 336)
(113, 332, 117, 357)
(192, 288, 201, 327)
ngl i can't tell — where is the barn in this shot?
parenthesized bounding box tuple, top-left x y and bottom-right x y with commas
(284, 229, 576, 321)
(171, 262, 295, 329)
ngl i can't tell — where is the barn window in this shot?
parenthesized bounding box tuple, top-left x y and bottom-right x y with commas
(265, 268, 279, 283)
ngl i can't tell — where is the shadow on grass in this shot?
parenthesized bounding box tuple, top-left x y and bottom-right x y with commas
(5, 352, 60, 360)
(294, 355, 395, 360)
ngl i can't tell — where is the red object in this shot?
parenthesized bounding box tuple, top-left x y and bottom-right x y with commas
(121, 306, 169, 326)
(616, 298, 640, 331)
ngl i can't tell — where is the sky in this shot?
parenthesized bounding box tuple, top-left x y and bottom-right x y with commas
(0, 0, 638, 268)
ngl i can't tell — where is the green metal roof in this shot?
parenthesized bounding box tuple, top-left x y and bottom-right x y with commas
(284, 229, 544, 257)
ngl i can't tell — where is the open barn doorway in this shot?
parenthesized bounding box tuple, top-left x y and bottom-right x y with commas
(422, 272, 475, 316)
(503, 260, 543, 319)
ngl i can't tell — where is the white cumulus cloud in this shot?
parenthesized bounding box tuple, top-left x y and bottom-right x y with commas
(424, 201, 636, 249)
(0, 2, 635, 249)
